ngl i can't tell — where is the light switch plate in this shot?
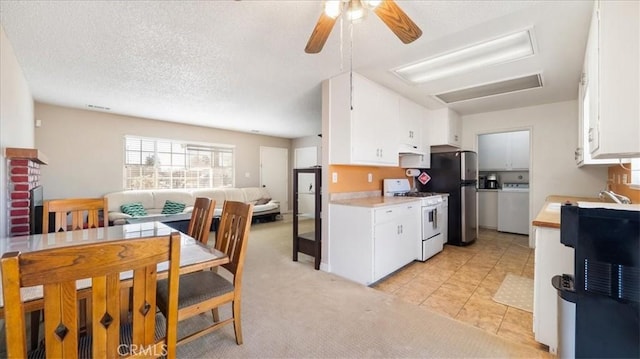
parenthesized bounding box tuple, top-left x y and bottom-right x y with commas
(367, 173, 373, 182)
(332, 172, 338, 183)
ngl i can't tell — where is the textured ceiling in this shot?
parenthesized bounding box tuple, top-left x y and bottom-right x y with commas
(0, 1, 593, 138)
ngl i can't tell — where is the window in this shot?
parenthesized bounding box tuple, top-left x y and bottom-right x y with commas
(124, 136, 234, 190)
(631, 158, 640, 190)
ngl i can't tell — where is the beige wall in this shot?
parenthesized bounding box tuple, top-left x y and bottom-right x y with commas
(461, 100, 608, 242)
(34, 103, 292, 203)
(1, 26, 35, 236)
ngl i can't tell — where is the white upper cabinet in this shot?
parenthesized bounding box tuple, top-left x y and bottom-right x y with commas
(424, 108, 462, 149)
(576, 52, 624, 166)
(398, 97, 423, 148)
(398, 96, 430, 168)
(586, 0, 640, 159)
(478, 131, 530, 171)
(326, 72, 399, 166)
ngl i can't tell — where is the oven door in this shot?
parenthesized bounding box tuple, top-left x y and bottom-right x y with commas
(421, 204, 444, 261)
(422, 205, 442, 240)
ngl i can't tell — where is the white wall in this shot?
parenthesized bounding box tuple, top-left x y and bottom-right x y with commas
(34, 103, 292, 201)
(0, 26, 35, 236)
(461, 100, 608, 243)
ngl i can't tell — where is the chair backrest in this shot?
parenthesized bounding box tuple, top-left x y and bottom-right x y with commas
(43, 197, 108, 233)
(1, 233, 181, 359)
(215, 201, 253, 279)
(188, 197, 216, 245)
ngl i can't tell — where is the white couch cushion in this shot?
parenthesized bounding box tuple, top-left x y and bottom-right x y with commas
(105, 190, 155, 212)
(223, 188, 246, 202)
(242, 187, 264, 203)
(152, 190, 195, 210)
(191, 189, 226, 208)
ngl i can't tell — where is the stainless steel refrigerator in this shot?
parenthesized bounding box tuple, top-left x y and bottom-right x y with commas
(418, 151, 477, 246)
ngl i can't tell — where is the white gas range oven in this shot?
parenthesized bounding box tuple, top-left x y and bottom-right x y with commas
(383, 179, 444, 261)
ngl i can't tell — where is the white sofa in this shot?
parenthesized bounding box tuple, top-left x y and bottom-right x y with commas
(104, 187, 280, 225)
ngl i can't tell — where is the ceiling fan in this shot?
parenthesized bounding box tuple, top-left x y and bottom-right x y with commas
(305, 0, 422, 54)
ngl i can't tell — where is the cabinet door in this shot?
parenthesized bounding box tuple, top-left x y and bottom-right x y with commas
(424, 108, 461, 148)
(448, 111, 462, 146)
(590, 0, 640, 159)
(478, 191, 498, 229)
(399, 97, 423, 147)
(586, 3, 600, 155)
(478, 133, 509, 170)
(399, 203, 420, 262)
(351, 76, 399, 166)
(441, 198, 449, 244)
(509, 131, 530, 170)
(373, 221, 401, 281)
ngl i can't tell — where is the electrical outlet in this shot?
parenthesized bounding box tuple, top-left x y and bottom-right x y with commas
(332, 172, 338, 183)
(367, 173, 373, 183)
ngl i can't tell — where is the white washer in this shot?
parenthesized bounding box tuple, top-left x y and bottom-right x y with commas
(497, 183, 529, 235)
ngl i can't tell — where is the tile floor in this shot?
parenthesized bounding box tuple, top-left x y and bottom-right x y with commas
(373, 228, 553, 357)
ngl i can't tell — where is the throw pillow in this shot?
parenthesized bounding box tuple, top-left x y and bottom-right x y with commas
(120, 202, 147, 217)
(255, 197, 271, 205)
(161, 200, 186, 214)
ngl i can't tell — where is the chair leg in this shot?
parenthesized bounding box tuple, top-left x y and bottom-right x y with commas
(232, 300, 243, 345)
(211, 308, 220, 322)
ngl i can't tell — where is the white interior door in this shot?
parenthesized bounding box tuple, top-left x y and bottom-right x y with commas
(260, 146, 289, 213)
(294, 147, 318, 217)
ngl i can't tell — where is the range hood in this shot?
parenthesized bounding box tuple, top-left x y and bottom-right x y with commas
(398, 144, 425, 156)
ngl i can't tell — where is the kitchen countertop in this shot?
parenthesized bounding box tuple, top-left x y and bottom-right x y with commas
(477, 188, 499, 192)
(532, 195, 602, 228)
(330, 196, 421, 208)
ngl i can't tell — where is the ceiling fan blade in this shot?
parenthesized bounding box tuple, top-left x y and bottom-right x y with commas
(305, 12, 338, 54)
(373, 0, 422, 44)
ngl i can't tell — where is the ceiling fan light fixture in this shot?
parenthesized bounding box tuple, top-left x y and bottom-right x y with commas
(393, 29, 535, 83)
(324, 0, 343, 18)
(362, 0, 382, 9)
(347, 0, 365, 22)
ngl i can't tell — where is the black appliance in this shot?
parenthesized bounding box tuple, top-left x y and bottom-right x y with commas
(418, 150, 477, 246)
(478, 175, 487, 189)
(559, 204, 639, 358)
(485, 179, 499, 189)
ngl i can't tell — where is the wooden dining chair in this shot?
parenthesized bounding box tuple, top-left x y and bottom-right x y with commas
(42, 197, 108, 233)
(36, 197, 109, 347)
(156, 200, 253, 346)
(188, 197, 216, 245)
(28, 197, 109, 349)
(1, 233, 181, 359)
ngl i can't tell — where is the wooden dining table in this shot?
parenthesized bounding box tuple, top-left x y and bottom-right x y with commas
(0, 221, 229, 316)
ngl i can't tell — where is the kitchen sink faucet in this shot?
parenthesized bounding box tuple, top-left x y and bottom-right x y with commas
(599, 190, 632, 204)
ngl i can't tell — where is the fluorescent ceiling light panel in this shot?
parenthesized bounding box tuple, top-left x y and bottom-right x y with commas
(394, 30, 534, 83)
(435, 74, 542, 103)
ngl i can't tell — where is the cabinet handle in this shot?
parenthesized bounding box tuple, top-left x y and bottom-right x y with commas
(454, 135, 459, 142)
(400, 224, 403, 234)
(588, 128, 594, 142)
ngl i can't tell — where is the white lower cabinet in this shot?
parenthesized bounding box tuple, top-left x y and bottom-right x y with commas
(441, 196, 449, 244)
(329, 202, 420, 285)
(532, 226, 575, 354)
(478, 190, 498, 229)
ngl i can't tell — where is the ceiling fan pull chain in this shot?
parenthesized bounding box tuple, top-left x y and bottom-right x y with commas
(339, 15, 344, 72)
(349, 20, 354, 111)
